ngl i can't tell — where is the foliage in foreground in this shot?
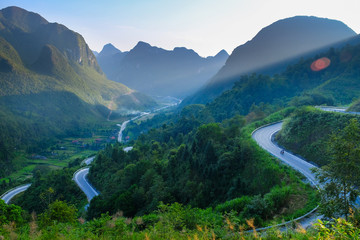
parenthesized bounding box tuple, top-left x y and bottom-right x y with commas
(2, 200, 360, 239)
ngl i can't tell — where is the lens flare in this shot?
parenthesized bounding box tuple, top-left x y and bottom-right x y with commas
(310, 57, 331, 72)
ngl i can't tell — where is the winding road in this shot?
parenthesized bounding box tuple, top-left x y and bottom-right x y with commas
(1, 100, 183, 205)
(252, 122, 322, 229)
(73, 167, 99, 202)
(0, 184, 31, 204)
(4, 103, 346, 231)
(252, 122, 318, 187)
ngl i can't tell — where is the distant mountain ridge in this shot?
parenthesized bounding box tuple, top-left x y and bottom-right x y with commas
(97, 41, 229, 98)
(96, 43, 128, 83)
(98, 43, 122, 57)
(0, 6, 156, 155)
(0, 6, 154, 110)
(183, 16, 357, 105)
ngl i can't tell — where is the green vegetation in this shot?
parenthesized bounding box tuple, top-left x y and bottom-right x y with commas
(314, 119, 360, 220)
(0, 199, 24, 226)
(3, 7, 360, 239)
(347, 98, 360, 112)
(276, 107, 360, 166)
(0, 110, 121, 191)
(191, 42, 360, 122)
(13, 168, 87, 214)
(277, 108, 360, 222)
(1, 200, 360, 239)
(86, 108, 317, 227)
(0, 6, 157, 182)
(38, 200, 78, 227)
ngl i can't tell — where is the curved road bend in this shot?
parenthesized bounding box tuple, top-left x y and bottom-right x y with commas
(252, 122, 318, 186)
(1, 184, 31, 204)
(82, 156, 95, 165)
(252, 122, 321, 229)
(73, 156, 98, 202)
(73, 168, 99, 202)
(1, 155, 97, 204)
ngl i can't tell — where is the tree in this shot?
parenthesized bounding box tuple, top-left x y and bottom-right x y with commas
(314, 118, 360, 219)
(38, 200, 77, 227)
(0, 199, 24, 225)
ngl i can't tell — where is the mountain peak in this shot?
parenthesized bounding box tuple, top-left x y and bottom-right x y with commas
(173, 47, 190, 51)
(253, 16, 356, 43)
(214, 49, 229, 58)
(185, 15, 357, 105)
(134, 41, 152, 49)
(173, 47, 199, 58)
(98, 43, 121, 57)
(98, 41, 228, 97)
(225, 15, 357, 74)
(0, 6, 48, 32)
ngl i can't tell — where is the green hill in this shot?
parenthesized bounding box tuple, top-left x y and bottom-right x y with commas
(276, 107, 360, 167)
(0, 6, 156, 178)
(0, 7, 155, 109)
(183, 16, 357, 106)
(202, 40, 360, 122)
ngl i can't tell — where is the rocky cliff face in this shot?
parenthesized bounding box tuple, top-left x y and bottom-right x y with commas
(0, 6, 101, 72)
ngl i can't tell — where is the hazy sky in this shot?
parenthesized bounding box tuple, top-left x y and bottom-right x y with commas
(0, 0, 359, 57)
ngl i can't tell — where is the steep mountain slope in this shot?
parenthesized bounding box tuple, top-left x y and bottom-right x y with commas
(184, 16, 357, 105)
(0, 6, 154, 110)
(205, 37, 360, 122)
(92, 50, 99, 57)
(0, 6, 155, 177)
(96, 43, 128, 83)
(97, 41, 228, 98)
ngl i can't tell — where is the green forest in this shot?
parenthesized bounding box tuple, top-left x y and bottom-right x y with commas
(276, 107, 360, 167)
(87, 108, 317, 227)
(2, 9, 360, 238)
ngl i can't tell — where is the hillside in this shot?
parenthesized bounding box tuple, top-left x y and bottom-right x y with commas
(0, 6, 155, 110)
(276, 107, 360, 167)
(183, 16, 357, 105)
(85, 106, 316, 227)
(0, 6, 156, 177)
(201, 40, 360, 122)
(96, 43, 128, 84)
(96, 41, 228, 98)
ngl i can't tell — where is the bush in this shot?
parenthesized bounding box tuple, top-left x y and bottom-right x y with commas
(38, 200, 77, 227)
(0, 199, 24, 225)
(264, 185, 291, 212)
(215, 196, 252, 213)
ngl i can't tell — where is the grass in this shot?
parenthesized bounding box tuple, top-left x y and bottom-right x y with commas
(0, 122, 121, 184)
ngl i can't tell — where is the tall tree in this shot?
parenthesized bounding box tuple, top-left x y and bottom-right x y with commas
(315, 118, 360, 219)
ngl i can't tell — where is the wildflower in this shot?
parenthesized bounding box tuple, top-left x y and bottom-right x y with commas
(246, 219, 258, 238)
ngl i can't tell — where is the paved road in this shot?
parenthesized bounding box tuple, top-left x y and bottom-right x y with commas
(252, 122, 321, 229)
(117, 120, 131, 143)
(1, 184, 31, 204)
(317, 106, 347, 113)
(123, 146, 133, 152)
(117, 100, 181, 143)
(82, 156, 95, 165)
(1, 155, 97, 204)
(252, 122, 318, 186)
(73, 168, 99, 202)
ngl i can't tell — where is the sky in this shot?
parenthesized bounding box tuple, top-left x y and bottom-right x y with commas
(0, 0, 359, 57)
